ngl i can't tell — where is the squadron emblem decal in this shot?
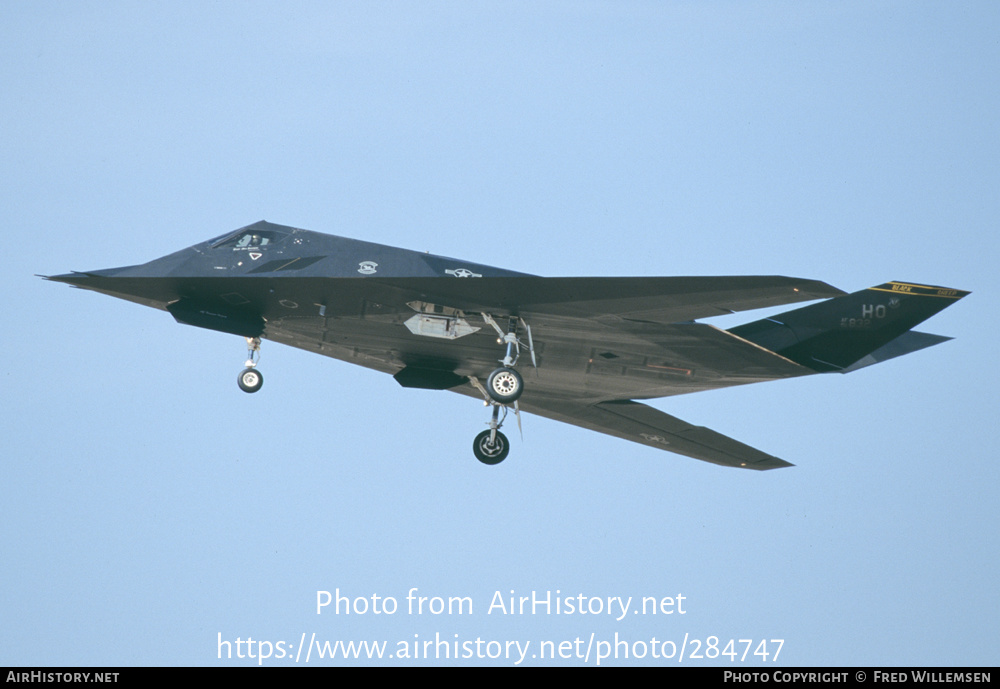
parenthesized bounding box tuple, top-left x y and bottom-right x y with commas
(445, 268, 482, 278)
(358, 261, 378, 275)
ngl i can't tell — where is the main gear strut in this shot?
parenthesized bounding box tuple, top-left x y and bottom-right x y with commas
(479, 314, 535, 404)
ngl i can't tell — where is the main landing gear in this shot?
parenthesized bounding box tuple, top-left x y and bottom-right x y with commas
(470, 375, 519, 465)
(237, 336, 263, 393)
(486, 366, 523, 404)
(470, 315, 534, 465)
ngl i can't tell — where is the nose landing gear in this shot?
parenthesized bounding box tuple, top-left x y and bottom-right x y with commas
(238, 336, 263, 393)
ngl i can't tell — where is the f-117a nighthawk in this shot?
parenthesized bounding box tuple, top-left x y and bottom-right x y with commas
(45, 221, 968, 470)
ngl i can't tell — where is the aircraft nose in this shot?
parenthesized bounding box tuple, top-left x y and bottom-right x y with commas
(43, 266, 131, 286)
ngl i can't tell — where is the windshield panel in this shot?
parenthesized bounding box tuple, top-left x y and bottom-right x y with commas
(212, 229, 289, 250)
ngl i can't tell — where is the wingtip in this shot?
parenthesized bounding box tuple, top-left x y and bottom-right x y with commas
(790, 278, 847, 299)
(746, 458, 795, 471)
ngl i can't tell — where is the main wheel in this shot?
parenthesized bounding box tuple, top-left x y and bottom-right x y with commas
(486, 367, 523, 403)
(237, 367, 263, 393)
(473, 430, 509, 465)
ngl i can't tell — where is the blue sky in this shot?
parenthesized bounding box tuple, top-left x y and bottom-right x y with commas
(2, 2, 997, 666)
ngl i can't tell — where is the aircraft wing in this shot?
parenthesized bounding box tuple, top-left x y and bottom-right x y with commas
(367, 275, 845, 323)
(518, 397, 792, 470)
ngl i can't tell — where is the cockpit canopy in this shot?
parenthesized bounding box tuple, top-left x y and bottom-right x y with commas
(211, 228, 289, 250)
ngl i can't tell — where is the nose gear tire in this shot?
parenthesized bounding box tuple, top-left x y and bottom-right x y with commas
(238, 368, 263, 393)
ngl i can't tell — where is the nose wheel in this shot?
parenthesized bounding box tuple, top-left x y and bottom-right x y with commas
(238, 336, 263, 393)
(238, 367, 263, 393)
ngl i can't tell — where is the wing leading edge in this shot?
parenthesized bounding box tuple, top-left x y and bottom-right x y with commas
(366, 275, 845, 324)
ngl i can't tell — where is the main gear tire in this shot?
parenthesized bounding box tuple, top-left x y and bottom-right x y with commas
(473, 430, 509, 465)
(486, 367, 523, 404)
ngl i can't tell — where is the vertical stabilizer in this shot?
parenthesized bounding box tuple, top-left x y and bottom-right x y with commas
(728, 282, 969, 372)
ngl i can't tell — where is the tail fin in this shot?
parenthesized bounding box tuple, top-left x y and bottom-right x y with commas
(728, 281, 969, 373)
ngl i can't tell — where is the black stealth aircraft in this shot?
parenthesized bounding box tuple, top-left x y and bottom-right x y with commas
(45, 221, 969, 469)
